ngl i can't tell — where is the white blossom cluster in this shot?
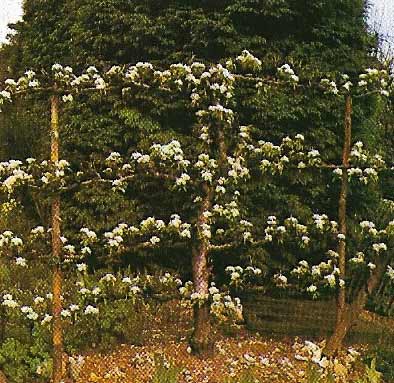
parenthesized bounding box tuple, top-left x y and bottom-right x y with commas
(256, 134, 322, 174)
(320, 67, 393, 96)
(387, 265, 394, 280)
(0, 230, 23, 249)
(103, 215, 192, 250)
(2, 291, 101, 324)
(320, 78, 340, 95)
(263, 215, 318, 247)
(0, 70, 40, 109)
(358, 68, 392, 97)
(236, 50, 262, 72)
(294, 340, 360, 378)
(277, 64, 299, 84)
(179, 280, 243, 323)
(0, 160, 32, 193)
(289, 217, 394, 295)
(331, 141, 387, 185)
(290, 257, 342, 292)
(225, 265, 262, 287)
(1, 53, 393, 113)
(0, 158, 72, 194)
(191, 63, 235, 108)
(104, 141, 191, 192)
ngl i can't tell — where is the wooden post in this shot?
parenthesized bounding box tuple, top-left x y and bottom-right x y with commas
(337, 95, 352, 322)
(50, 93, 64, 383)
(325, 94, 352, 354)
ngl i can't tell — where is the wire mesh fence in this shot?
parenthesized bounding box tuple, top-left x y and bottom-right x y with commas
(19, 292, 392, 383)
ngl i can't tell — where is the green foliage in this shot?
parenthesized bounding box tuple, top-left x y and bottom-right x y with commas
(4, 0, 376, 72)
(356, 358, 382, 383)
(65, 298, 148, 353)
(223, 368, 259, 383)
(364, 348, 394, 382)
(0, 333, 51, 383)
(151, 354, 182, 383)
(304, 363, 335, 383)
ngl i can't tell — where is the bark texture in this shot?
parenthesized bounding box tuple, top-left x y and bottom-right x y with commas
(50, 94, 64, 383)
(190, 186, 214, 357)
(326, 95, 352, 353)
(325, 258, 389, 354)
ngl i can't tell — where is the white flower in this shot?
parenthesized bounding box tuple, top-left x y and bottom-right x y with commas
(209, 285, 219, 295)
(324, 274, 336, 287)
(100, 273, 116, 283)
(150, 236, 160, 245)
(0, 90, 11, 100)
(70, 304, 79, 312)
(337, 233, 346, 241)
(360, 221, 375, 229)
(94, 77, 106, 89)
(80, 227, 97, 240)
(368, 262, 376, 270)
(387, 265, 394, 280)
(175, 173, 191, 187)
(41, 314, 52, 325)
(381, 90, 390, 97)
(27, 312, 38, 321)
(21, 306, 35, 315)
(333, 168, 343, 176)
(299, 260, 309, 268)
(307, 285, 317, 293)
(52, 63, 63, 72)
(2, 299, 18, 309)
(84, 305, 99, 315)
(62, 94, 74, 103)
(34, 296, 45, 305)
(106, 152, 121, 162)
(31, 226, 45, 235)
(11, 237, 23, 247)
(79, 288, 90, 295)
(5, 79, 17, 87)
(274, 273, 288, 286)
(61, 309, 71, 318)
(179, 229, 191, 238)
(81, 246, 91, 255)
(15, 257, 27, 267)
(231, 272, 241, 281)
(92, 287, 101, 296)
(372, 243, 387, 253)
(76, 263, 87, 272)
(130, 286, 140, 294)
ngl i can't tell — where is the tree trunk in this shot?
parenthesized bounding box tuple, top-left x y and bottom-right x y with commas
(329, 95, 352, 352)
(325, 258, 389, 355)
(190, 242, 214, 357)
(190, 186, 214, 357)
(190, 299, 213, 357)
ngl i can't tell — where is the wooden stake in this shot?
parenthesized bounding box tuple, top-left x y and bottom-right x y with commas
(50, 93, 64, 383)
(337, 94, 352, 323)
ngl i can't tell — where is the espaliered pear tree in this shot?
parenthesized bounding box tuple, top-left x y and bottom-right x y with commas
(0, 52, 394, 369)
